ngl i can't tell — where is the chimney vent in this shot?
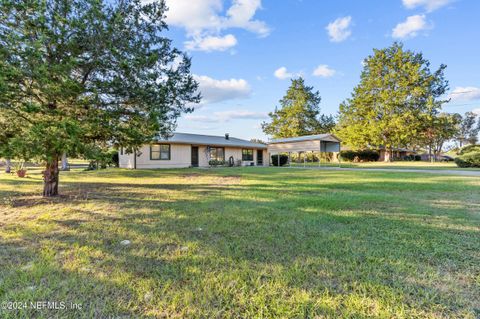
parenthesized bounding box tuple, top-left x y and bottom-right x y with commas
(225, 133, 229, 140)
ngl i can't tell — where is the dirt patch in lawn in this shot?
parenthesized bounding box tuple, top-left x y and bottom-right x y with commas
(215, 175, 241, 185)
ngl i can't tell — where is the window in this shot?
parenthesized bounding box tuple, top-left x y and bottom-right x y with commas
(242, 149, 253, 161)
(150, 144, 170, 160)
(120, 147, 124, 155)
(209, 147, 225, 161)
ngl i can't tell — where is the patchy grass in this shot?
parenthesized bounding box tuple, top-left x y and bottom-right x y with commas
(340, 161, 480, 170)
(0, 167, 479, 318)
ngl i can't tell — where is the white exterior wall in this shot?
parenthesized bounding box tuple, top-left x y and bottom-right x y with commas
(119, 152, 135, 169)
(119, 144, 268, 169)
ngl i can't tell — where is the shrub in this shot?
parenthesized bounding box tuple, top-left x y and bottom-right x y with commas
(271, 154, 289, 166)
(339, 150, 379, 162)
(414, 155, 421, 161)
(209, 159, 226, 167)
(458, 144, 480, 155)
(454, 152, 480, 168)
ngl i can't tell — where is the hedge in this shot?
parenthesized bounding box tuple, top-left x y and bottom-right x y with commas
(208, 159, 226, 167)
(339, 150, 380, 162)
(454, 152, 480, 168)
(271, 154, 289, 166)
(458, 144, 480, 155)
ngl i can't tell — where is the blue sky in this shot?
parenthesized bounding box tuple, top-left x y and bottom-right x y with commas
(163, 0, 480, 140)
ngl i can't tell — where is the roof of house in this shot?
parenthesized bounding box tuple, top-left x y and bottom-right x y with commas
(269, 134, 341, 144)
(154, 132, 267, 149)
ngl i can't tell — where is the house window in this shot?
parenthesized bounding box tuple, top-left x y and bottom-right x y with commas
(150, 144, 171, 160)
(209, 147, 225, 161)
(242, 149, 253, 161)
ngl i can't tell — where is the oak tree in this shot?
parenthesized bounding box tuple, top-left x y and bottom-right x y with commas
(336, 43, 449, 161)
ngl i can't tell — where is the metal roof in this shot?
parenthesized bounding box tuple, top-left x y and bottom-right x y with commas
(154, 132, 267, 149)
(269, 134, 341, 144)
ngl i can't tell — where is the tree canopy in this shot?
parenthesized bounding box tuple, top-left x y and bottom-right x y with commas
(261, 77, 335, 138)
(455, 112, 480, 147)
(0, 0, 199, 196)
(336, 42, 449, 161)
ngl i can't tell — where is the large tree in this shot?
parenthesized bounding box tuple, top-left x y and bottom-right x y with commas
(419, 112, 460, 162)
(336, 42, 449, 161)
(0, 0, 199, 196)
(261, 77, 335, 138)
(455, 112, 480, 147)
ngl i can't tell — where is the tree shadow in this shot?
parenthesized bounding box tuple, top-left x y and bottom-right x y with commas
(1, 168, 479, 317)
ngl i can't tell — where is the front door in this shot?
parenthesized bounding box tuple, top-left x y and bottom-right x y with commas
(257, 150, 263, 166)
(191, 146, 199, 167)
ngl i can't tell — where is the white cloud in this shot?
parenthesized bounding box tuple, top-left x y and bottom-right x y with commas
(449, 87, 480, 101)
(194, 75, 251, 104)
(185, 34, 237, 52)
(312, 65, 336, 78)
(326, 16, 352, 43)
(164, 0, 270, 51)
(402, 0, 453, 12)
(472, 108, 480, 115)
(185, 110, 267, 123)
(392, 15, 431, 39)
(225, 0, 270, 37)
(274, 67, 293, 80)
(215, 110, 267, 121)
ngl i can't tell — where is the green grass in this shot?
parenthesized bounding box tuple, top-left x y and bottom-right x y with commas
(1, 167, 479, 318)
(339, 161, 480, 170)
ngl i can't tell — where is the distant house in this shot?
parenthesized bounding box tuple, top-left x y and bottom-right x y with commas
(341, 146, 416, 161)
(119, 133, 268, 169)
(377, 147, 416, 161)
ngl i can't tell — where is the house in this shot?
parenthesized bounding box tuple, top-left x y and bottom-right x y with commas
(341, 146, 416, 161)
(119, 132, 268, 169)
(377, 147, 416, 161)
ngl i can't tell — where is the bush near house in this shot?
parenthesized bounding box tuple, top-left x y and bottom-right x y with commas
(454, 152, 480, 168)
(271, 154, 289, 166)
(340, 150, 380, 162)
(208, 159, 226, 167)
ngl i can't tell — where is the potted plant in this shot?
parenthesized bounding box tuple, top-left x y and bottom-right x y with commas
(15, 161, 27, 177)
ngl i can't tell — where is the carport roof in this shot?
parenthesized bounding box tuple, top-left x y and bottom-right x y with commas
(269, 134, 341, 144)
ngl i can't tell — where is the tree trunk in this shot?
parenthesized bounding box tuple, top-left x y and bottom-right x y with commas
(384, 148, 392, 162)
(43, 156, 59, 197)
(61, 153, 69, 171)
(5, 158, 11, 173)
(428, 145, 433, 163)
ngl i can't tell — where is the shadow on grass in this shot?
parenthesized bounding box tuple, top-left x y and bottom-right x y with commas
(1, 168, 479, 317)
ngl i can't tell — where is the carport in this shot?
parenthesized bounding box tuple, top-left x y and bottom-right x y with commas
(267, 134, 341, 167)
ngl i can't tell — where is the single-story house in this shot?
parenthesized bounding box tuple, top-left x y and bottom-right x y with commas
(341, 146, 416, 161)
(378, 147, 416, 161)
(119, 132, 268, 169)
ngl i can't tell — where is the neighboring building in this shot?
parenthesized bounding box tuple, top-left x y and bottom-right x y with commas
(418, 153, 454, 162)
(341, 146, 416, 161)
(119, 133, 268, 169)
(377, 147, 416, 161)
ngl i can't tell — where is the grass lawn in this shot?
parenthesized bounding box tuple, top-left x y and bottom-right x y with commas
(339, 161, 480, 170)
(0, 167, 479, 318)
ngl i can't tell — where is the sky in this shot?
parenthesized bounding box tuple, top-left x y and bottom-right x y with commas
(161, 0, 480, 141)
